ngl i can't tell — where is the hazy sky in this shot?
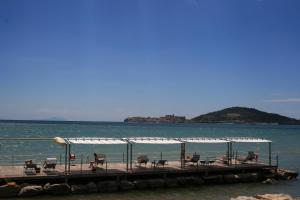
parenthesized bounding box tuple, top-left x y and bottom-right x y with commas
(1, 0, 300, 121)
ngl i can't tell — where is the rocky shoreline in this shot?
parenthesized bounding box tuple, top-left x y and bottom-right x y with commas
(0, 169, 297, 198)
(0, 180, 298, 199)
(231, 194, 297, 200)
(0, 177, 200, 198)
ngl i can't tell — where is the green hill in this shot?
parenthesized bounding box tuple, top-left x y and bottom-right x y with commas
(191, 107, 300, 125)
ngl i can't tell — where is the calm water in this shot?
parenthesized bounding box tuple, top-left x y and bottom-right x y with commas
(0, 121, 299, 199)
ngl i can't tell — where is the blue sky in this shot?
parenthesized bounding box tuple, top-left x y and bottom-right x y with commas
(0, 0, 300, 121)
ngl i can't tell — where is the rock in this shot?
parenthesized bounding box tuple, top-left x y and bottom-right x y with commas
(0, 183, 21, 198)
(185, 176, 204, 185)
(239, 173, 259, 182)
(249, 173, 259, 182)
(19, 183, 31, 189)
(97, 181, 118, 192)
(262, 178, 278, 184)
(147, 179, 164, 189)
(203, 175, 223, 184)
(194, 177, 205, 185)
(87, 182, 98, 193)
(277, 169, 298, 180)
(44, 183, 71, 195)
(165, 178, 178, 187)
(18, 185, 43, 197)
(224, 174, 240, 183)
(176, 177, 188, 186)
(255, 194, 293, 200)
(43, 183, 51, 190)
(120, 180, 134, 191)
(71, 184, 88, 194)
(263, 173, 277, 180)
(231, 196, 259, 200)
(175, 176, 204, 186)
(231, 193, 293, 200)
(134, 180, 148, 189)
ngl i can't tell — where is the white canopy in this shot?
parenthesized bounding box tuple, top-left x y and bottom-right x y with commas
(54, 137, 67, 144)
(65, 137, 127, 144)
(56, 137, 271, 145)
(127, 137, 182, 144)
(179, 137, 229, 144)
(226, 137, 271, 143)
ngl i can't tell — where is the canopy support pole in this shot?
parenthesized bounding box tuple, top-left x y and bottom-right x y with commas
(126, 143, 129, 171)
(180, 143, 185, 168)
(227, 142, 230, 165)
(130, 143, 132, 170)
(230, 142, 233, 165)
(64, 143, 69, 183)
(64, 144, 67, 174)
(268, 142, 272, 166)
(68, 143, 71, 174)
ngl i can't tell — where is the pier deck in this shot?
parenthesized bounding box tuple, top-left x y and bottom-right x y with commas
(0, 161, 275, 185)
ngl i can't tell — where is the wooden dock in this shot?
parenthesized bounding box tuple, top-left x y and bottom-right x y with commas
(0, 161, 276, 185)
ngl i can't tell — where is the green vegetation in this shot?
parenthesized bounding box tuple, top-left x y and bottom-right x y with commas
(191, 107, 300, 125)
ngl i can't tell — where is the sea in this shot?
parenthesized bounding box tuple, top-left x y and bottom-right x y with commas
(0, 121, 299, 200)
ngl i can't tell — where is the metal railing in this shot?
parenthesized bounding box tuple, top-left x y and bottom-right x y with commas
(0, 150, 278, 168)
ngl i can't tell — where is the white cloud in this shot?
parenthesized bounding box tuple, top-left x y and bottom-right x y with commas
(262, 98, 300, 103)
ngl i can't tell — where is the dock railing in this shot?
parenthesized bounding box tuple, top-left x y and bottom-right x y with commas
(0, 153, 62, 166)
(0, 150, 278, 171)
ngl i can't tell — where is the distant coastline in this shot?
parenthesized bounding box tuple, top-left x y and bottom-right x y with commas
(0, 120, 120, 125)
(1, 107, 299, 125)
(124, 114, 186, 124)
(124, 107, 300, 125)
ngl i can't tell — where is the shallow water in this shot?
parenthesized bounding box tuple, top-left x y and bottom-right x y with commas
(0, 121, 299, 199)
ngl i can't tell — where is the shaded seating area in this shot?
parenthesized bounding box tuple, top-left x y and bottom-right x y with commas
(43, 158, 57, 171)
(178, 138, 230, 168)
(127, 137, 182, 170)
(184, 154, 200, 166)
(136, 155, 149, 167)
(51, 136, 272, 175)
(57, 137, 128, 174)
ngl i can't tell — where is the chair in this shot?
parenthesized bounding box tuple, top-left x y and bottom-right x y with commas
(69, 153, 76, 161)
(217, 155, 229, 165)
(137, 155, 149, 167)
(156, 159, 168, 167)
(238, 151, 258, 163)
(185, 154, 200, 166)
(94, 153, 106, 166)
(24, 160, 40, 173)
(43, 158, 57, 170)
(246, 151, 258, 161)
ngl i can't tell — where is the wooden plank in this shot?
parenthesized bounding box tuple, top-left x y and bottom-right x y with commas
(0, 161, 274, 183)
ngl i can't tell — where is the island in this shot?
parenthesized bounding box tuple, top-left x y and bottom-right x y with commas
(124, 107, 300, 125)
(124, 114, 186, 123)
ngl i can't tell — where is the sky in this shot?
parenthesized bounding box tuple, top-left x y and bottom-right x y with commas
(0, 0, 300, 121)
